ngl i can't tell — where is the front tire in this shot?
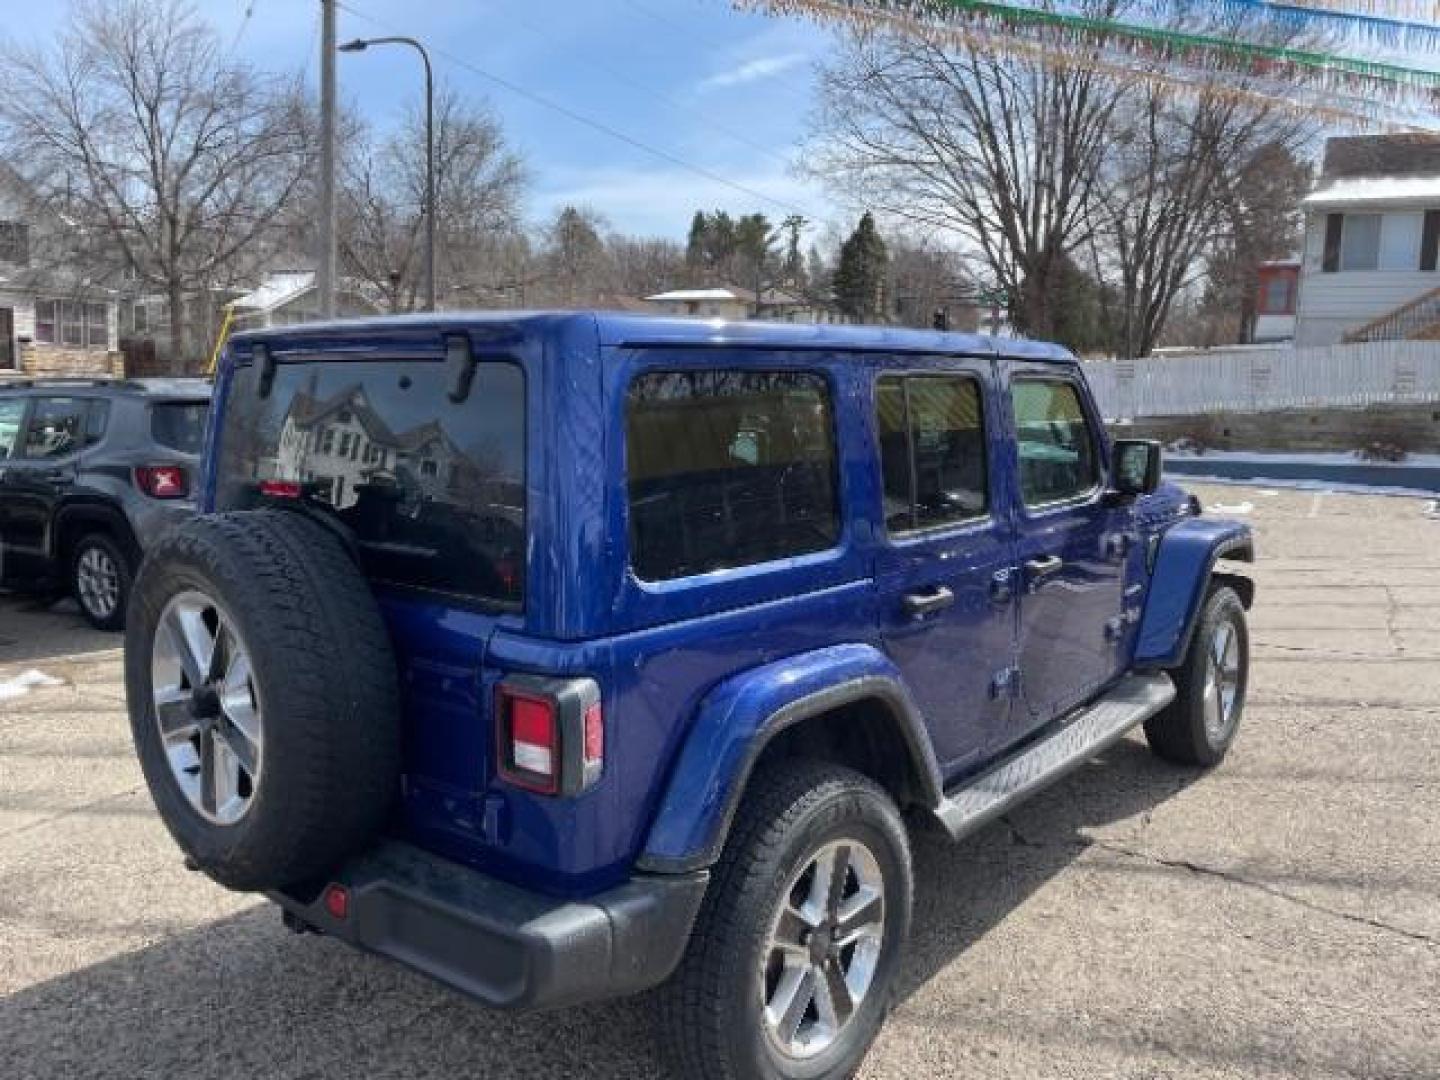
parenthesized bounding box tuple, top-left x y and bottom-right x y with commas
(660, 761, 912, 1080)
(71, 532, 132, 632)
(1145, 585, 1249, 767)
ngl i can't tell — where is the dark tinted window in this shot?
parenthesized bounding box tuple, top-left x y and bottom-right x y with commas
(1012, 379, 1100, 506)
(626, 369, 838, 581)
(22, 397, 89, 459)
(217, 358, 526, 606)
(151, 401, 209, 454)
(877, 375, 987, 533)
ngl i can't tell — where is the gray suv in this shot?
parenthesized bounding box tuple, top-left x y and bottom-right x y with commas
(0, 377, 211, 629)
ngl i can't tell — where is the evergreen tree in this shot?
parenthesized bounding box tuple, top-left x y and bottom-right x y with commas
(685, 211, 709, 282)
(834, 212, 889, 322)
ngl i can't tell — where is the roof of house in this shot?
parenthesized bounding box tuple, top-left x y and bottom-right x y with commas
(644, 287, 745, 303)
(233, 272, 316, 314)
(1302, 175, 1440, 210)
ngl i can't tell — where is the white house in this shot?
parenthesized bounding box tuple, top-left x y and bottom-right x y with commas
(273, 383, 469, 509)
(1296, 134, 1440, 346)
(0, 166, 121, 378)
(643, 284, 838, 324)
(232, 271, 379, 331)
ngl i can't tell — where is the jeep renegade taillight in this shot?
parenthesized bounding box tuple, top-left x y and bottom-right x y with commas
(133, 465, 188, 499)
(495, 676, 603, 796)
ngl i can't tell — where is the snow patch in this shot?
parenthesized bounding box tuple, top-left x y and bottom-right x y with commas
(0, 669, 64, 702)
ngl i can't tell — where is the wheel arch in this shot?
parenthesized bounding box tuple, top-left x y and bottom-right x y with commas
(1134, 519, 1254, 671)
(53, 501, 141, 571)
(637, 643, 942, 875)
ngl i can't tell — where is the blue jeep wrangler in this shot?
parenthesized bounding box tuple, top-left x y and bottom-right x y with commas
(125, 314, 1253, 1079)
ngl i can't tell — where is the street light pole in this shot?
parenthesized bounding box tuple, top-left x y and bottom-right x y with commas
(339, 36, 437, 313)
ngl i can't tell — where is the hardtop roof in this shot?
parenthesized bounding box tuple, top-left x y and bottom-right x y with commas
(229, 311, 1077, 364)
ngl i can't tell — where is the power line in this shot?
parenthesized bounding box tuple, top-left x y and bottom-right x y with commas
(488, 3, 801, 173)
(334, 0, 829, 222)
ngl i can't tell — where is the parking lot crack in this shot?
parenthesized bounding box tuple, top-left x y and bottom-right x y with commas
(0, 786, 145, 842)
(1093, 841, 1438, 949)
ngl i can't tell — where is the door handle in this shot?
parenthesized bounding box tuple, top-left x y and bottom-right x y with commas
(1024, 555, 1064, 587)
(902, 585, 956, 619)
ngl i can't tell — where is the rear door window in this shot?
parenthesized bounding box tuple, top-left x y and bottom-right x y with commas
(217, 358, 526, 607)
(21, 397, 89, 459)
(625, 369, 839, 581)
(876, 374, 988, 534)
(150, 401, 209, 454)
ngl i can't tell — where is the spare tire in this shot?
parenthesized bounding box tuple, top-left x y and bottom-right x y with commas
(125, 509, 402, 891)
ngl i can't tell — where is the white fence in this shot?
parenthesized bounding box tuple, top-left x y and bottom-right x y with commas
(1082, 341, 1440, 420)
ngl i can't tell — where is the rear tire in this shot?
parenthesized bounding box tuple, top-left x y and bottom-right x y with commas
(1145, 585, 1249, 767)
(71, 531, 132, 632)
(125, 510, 401, 891)
(659, 760, 912, 1080)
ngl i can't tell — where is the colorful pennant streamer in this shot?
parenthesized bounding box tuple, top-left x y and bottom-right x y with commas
(755, 0, 1428, 128)
(740, 0, 1440, 112)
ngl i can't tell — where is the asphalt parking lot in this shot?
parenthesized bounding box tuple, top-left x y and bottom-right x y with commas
(2, 483, 1437, 1079)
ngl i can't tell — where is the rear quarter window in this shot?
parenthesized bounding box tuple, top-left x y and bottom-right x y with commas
(150, 401, 209, 454)
(625, 369, 839, 581)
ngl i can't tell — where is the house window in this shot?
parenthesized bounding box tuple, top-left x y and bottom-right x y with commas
(1259, 276, 1295, 315)
(1339, 212, 1423, 272)
(35, 300, 57, 343)
(338, 432, 352, 457)
(0, 221, 29, 265)
(319, 427, 335, 454)
(1340, 214, 1381, 271)
(34, 299, 110, 348)
(420, 459, 439, 478)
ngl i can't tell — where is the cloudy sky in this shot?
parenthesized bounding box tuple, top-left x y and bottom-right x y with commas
(1, 0, 847, 240)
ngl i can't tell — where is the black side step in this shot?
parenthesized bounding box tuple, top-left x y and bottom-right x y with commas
(933, 673, 1176, 842)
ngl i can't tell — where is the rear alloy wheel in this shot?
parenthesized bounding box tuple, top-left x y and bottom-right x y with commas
(72, 532, 132, 632)
(761, 839, 888, 1061)
(661, 760, 912, 1080)
(151, 590, 262, 826)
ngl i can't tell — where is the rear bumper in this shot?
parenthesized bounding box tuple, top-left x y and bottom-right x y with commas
(269, 841, 708, 1010)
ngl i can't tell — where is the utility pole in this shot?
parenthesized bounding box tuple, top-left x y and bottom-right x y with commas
(317, 0, 338, 317)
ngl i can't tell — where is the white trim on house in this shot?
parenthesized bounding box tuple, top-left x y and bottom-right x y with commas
(1302, 175, 1440, 210)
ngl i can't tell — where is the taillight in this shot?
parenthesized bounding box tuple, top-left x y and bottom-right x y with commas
(133, 465, 188, 499)
(495, 676, 603, 796)
(258, 479, 304, 499)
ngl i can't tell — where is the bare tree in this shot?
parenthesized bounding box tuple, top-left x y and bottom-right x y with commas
(0, 0, 311, 370)
(807, 27, 1125, 338)
(541, 206, 609, 308)
(339, 86, 526, 313)
(1088, 87, 1315, 357)
(607, 235, 686, 299)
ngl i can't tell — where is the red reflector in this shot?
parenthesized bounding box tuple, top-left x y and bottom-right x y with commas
(134, 465, 188, 499)
(583, 701, 603, 766)
(322, 884, 349, 920)
(259, 479, 304, 499)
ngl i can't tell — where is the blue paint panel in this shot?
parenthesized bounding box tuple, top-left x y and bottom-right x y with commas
(640, 642, 936, 869)
(1134, 518, 1254, 669)
(201, 312, 1102, 899)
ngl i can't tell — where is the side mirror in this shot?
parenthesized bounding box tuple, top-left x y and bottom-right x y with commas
(1111, 439, 1162, 497)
